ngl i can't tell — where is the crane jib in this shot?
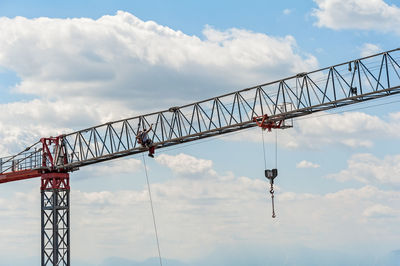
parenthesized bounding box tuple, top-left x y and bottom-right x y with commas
(1, 48, 400, 183)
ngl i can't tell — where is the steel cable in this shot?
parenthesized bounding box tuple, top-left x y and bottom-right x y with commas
(142, 154, 163, 266)
(261, 130, 267, 170)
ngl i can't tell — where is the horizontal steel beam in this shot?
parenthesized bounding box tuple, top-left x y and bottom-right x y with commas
(1, 48, 400, 181)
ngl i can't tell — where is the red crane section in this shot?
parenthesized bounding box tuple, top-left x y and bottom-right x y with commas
(0, 136, 68, 184)
(0, 169, 42, 184)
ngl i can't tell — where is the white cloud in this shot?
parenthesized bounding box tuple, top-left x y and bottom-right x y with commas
(66, 155, 268, 261)
(340, 138, 373, 148)
(360, 43, 382, 57)
(0, 11, 317, 104)
(326, 153, 400, 185)
(1, 173, 399, 262)
(312, 0, 400, 34)
(0, 11, 318, 155)
(0, 153, 399, 262)
(0, 98, 135, 154)
(283, 9, 292, 15)
(363, 204, 398, 218)
(156, 153, 214, 177)
(389, 111, 400, 121)
(296, 160, 320, 168)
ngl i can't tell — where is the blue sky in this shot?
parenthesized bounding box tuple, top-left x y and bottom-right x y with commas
(0, 0, 400, 265)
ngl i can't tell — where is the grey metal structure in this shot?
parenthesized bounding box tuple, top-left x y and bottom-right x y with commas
(41, 173, 70, 266)
(2, 48, 400, 174)
(1, 48, 400, 266)
(60, 48, 400, 169)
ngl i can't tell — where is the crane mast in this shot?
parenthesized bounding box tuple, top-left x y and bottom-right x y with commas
(1, 48, 400, 265)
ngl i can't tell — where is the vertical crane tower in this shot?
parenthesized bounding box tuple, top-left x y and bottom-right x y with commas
(1, 48, 400, 265)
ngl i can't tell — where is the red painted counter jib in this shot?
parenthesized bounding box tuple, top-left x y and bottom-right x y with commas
(0, 169, 42, 184)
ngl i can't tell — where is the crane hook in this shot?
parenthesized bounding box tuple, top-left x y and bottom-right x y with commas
(269, 181, 276, 219)
(265, 169, 277, 218)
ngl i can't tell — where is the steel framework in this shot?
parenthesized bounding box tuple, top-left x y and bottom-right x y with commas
(1, 48, 400, 179)
(1, 48, 400, 266)
(41, 172, 70, 266)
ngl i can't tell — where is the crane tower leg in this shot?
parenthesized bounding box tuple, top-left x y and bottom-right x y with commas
(41, 172, 70, 266)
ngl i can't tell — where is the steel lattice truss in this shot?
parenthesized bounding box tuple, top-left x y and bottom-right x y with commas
(1, 48, 400, 178)
(41, 173, 70, 266)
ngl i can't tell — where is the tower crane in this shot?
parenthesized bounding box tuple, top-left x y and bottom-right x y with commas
(1, 48, 400, 266)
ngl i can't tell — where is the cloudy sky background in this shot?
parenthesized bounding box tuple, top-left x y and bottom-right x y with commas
(0, 0, 400, 265)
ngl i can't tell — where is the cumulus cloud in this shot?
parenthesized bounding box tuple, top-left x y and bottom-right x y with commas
(360, 43, 382, 57)
(0, 11, 317, 104)
(156, 153, 214, 177)
(1, 174, 399, 262)
(64, 154, 268, 261)
(0, 187, 40, 259)
(312, 0, 400, 34)
(296, 160, 320, 168)
(0, 11, 318, 155)
(326, 153, 400, 186)
(389, 112, 400, 120)
(0, 98, 136, 154)
(1, 153, 400, 262)
(71, 183, 400, 262)
(363, 204, 398, 218)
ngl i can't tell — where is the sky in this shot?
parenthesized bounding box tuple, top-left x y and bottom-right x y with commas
(0, 0, 400, 265)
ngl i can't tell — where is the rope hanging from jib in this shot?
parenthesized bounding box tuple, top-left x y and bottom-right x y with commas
(259, 117, 280, 219)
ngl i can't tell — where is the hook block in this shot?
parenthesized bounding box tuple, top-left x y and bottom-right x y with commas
(265, 168, 278, 180)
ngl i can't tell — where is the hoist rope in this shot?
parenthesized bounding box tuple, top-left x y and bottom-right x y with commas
(275, 130, 278, 169)
(261, 130, 267, 170)
(261, 129, 278, 170)
(142, 154, 163, 266)
(273, 129, 278, 218)
(260, 128, 278, 218)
